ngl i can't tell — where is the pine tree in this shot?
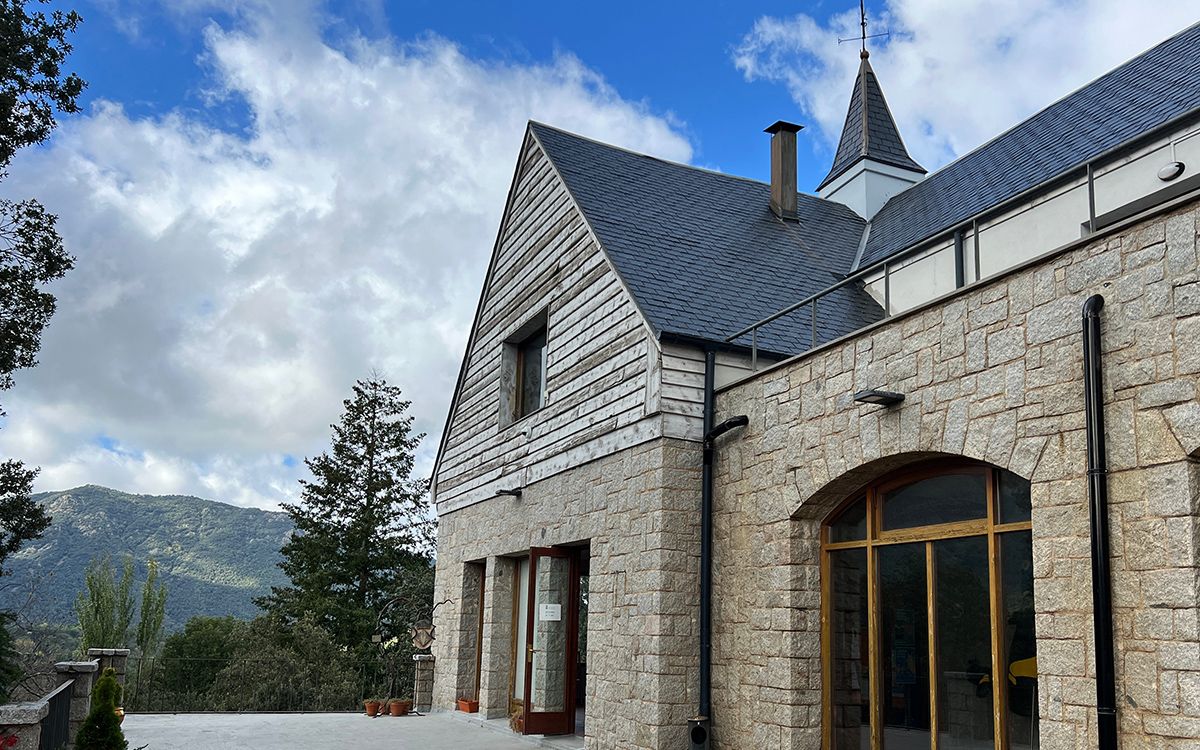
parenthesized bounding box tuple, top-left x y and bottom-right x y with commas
(75, 667, 127, 750)
(257, 377, 433, 651)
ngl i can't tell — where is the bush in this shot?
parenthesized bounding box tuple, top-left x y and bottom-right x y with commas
(207, 614, 358, 711)
(75, 667, 127, 750)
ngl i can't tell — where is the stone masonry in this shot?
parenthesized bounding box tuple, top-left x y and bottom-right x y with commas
(433, 437, 703, 750)
(711, 198, 1200, 749)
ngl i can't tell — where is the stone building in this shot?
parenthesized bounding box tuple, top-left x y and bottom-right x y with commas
(431, 22, 1200, 750)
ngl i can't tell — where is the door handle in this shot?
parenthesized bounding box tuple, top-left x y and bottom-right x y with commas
(527, 644, 535, 663)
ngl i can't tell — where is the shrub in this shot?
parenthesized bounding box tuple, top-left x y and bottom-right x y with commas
(75, 667, 127, 750)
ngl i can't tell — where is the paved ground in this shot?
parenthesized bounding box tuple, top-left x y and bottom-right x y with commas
(124, 711, 563, 750)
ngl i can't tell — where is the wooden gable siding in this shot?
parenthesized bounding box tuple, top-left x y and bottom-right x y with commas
(434, 134, 659, 514)
(658, 342, 780, 442)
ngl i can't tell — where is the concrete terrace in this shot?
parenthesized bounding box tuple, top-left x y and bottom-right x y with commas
(124, 711, 586, 750)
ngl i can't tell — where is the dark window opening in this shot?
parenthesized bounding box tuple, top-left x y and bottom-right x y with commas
(516, 325, 547, 420)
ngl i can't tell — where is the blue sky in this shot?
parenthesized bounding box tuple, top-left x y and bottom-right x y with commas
(7, 0, 1198, 507)
(64, 0, 836, 184)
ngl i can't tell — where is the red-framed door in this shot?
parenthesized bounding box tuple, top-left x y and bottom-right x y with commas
(522, 546, 579, 735)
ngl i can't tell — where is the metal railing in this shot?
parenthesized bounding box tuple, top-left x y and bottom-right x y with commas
(126, 656, 411, 713)
(37, 680, 72, 750)
(727, 111, 1200, 369)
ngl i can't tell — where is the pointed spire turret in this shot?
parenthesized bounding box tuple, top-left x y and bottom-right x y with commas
(817, 51, 925, 192)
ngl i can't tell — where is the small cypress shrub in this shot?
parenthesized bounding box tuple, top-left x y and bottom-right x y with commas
(76, 667, 128, 750)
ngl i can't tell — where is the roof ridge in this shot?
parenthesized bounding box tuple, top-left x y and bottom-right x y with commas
(528, 120, 775, 189)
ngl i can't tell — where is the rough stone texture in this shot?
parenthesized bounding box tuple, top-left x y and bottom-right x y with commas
(414, 655, 436, 713)
(86, 648, 130, 689)
(54, 659, 99, 749)
(0, 699, 47, 747)
(712, 200, 1200, 749)
(453, 562, 485, 703)
(433, 438, 702, 750)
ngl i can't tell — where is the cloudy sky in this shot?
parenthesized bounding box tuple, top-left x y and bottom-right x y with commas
(3, 0, 1197, 509)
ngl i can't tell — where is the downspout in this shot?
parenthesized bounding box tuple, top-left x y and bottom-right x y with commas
(690, 349, 748, 750)
(1082, 294, 1118, 750)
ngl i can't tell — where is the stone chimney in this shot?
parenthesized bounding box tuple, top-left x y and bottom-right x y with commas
(765, 120, 803, 220)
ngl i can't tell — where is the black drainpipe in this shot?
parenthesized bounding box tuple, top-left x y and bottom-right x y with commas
(689, 349, 748, 750)
(1083, 294, 1117, 750)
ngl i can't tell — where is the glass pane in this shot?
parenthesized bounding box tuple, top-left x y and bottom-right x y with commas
(1002, 532, 1038, 749)
(879, 543, 932, 749)
(529, 555, 570, 713)
(934, 536, 995, 748)
(830, 497, 868, 542)
(882, 473, 987, 530)
(829, 548, 870, 749)
(513, 557, 530, 701)
(998, 470, 1032, 524)
(519, 328, 547, 417)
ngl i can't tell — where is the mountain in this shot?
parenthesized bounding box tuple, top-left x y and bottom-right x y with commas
(0, 485, 292, 629)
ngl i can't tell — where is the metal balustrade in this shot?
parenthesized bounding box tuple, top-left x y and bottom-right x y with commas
(37, 681, 72, 750)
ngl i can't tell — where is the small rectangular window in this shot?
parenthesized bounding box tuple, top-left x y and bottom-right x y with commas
(515, 325, 547, 419)
(501, 310, 549, 426)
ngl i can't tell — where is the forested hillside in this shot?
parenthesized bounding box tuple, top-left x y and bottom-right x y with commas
(0, 486, 291, 628)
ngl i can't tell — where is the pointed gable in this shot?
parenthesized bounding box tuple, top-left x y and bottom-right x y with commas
(818, 51, 925, 191)
(530, 122, 883, 356)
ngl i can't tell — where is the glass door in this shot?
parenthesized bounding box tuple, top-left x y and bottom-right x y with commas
(523, 547, 578, 735)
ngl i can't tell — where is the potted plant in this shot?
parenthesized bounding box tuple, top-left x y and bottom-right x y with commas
(364, 698, 382, 717)
(388, 698, 412, 716)
(456, 694, 479, 713)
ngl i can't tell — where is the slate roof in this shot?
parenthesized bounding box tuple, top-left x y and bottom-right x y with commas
(859, 21, 1200, 268)
(530, 123, 884, 355)
(526, 22, 1200, 356)
(818, 53, 926, 190)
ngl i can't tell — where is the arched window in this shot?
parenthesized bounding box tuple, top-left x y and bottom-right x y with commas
(822, 462, 1037, 750)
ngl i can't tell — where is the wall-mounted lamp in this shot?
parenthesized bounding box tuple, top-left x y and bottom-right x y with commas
(853, 389, 905, 407)
(494, 487, 523, 498)
(1158, 161, 1186, 181)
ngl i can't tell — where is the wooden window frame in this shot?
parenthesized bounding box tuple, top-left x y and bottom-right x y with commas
(500, 309, 550, 428)
(820, 459, 1033, 750)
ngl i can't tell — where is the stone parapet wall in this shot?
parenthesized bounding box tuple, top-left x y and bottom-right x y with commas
(711, 199, 1200, 749)
(433, 437, 703, 750)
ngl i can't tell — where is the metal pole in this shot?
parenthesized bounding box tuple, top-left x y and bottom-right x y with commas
(883, 262, 891, 316)
(1082, 294, 1117, 750)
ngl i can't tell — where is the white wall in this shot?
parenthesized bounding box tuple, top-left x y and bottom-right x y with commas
(872, 121, 1200, 315)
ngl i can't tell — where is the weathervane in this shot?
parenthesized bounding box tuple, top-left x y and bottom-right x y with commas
(838, 0, 890, 57)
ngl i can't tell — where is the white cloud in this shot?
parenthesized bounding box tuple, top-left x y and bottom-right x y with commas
(734, 0, 1200, 173)
(0, 7, 691, 509)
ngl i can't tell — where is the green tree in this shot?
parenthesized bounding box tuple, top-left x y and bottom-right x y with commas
(75, 667, 127, 750)
(145, 616, 248, 710)
(75, 556, 135, 652)
(0, 0, 84, 550)
(257, 377, 434, 652)
(0, 611, 18, 701)
(134, 559, 167, 658)
(208, 614, 358, 711)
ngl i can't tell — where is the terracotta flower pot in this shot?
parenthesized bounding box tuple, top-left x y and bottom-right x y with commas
(115, 706, 125, 724)
(388, 699, 411, 716)
(456, 698, 479, 713)
(365, 700, 381, 717)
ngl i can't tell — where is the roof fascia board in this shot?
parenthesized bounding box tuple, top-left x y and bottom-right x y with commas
(528, 125, 665, 351)
(430, 126, 538, 500)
